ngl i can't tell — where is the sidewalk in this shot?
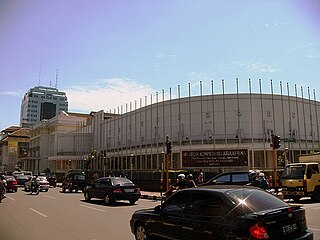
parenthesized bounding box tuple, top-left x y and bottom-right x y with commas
(140, 191, 163, 201)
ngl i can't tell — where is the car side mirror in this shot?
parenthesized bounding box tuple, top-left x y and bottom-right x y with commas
(154, 205, 162, 212)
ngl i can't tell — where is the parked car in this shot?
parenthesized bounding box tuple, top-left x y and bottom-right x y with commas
(4, 176, 18, 192)
(199, 170, 255, 186)
(25, 176, 50, 192)
(130, 185, 313, 240)
(83, 177, 141, 205)
(61, 172, 86, 192)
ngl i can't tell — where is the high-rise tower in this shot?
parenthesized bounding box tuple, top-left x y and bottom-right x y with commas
(20, 86, 68, 128)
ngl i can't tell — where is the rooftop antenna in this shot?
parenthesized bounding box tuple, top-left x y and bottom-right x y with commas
(38, 66, 42, 86)
(55, 69, 58, 89)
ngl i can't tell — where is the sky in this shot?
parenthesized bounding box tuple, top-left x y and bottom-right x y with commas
(0, 0, 320, 130)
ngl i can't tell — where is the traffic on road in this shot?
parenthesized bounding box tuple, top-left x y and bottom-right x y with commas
(0, 171, 319, 240)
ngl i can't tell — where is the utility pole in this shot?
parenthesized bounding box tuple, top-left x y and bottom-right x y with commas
(272, 133, 281, 189)
(165, 136, 172, 191)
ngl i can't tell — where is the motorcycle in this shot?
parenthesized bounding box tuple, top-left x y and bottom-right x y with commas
(0, 189, 5, 203)
(30, 184, 40, 195)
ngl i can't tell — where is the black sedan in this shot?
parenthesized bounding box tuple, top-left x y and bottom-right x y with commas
(83, 177, 141, 205)
(130, 185, 313, 240)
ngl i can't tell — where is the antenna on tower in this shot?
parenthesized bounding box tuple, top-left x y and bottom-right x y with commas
(55, 69, 58, 89)
(38, 66, 42, 86)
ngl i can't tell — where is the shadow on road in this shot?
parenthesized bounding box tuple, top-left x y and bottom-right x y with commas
(79, 199, 137, 207)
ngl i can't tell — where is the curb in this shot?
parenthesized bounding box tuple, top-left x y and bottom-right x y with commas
(140, 194, 162, 201)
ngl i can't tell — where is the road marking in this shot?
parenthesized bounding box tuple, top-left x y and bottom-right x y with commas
(309, 227, 320, 233)
(6, 196, 15, 201)
(29, 208, 48, 218)
(42, 195, 56, 199)
(80, 204, 106, 213)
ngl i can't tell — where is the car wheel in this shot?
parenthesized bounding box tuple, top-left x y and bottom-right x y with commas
(129, 199, 136, 205)
(84, 191, 91, 201)
(104, 194, 111, 205)
(135, 224, 149, 240)
(311, 186, 320, 202)
(292, 196, 300, 202)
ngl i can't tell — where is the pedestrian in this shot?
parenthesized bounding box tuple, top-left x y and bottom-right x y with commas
(197, 169, 204, 184)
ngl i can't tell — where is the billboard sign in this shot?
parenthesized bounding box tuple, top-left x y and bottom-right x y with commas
(182, 149, 248, 167)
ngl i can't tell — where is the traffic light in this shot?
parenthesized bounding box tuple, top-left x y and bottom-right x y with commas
(273, 135, 281, 149)
(166, 141, 172, 154)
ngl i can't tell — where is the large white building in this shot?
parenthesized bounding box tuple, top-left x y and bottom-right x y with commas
(88, 92, 320, 174)
(20, 86, 68, 128)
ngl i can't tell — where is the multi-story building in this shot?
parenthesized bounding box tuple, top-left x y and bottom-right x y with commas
(0, 126, 30, 173)
(26, 112, 92, 175)
(20, 86, 68, 128)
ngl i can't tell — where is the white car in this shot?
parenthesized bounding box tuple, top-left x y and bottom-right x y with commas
(24, 176, 50, 192)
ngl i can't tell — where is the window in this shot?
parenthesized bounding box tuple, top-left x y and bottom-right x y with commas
(215, 174, 230, 183)
(232, 173, 249, 183)
(163, 191, 191, 215)
(184, 192, 227, 217)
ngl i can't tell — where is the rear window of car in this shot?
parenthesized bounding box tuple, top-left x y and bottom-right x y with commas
(232, 173, 250, 183)
(111, 178, 133, 186)
(226, 188, 288, 213)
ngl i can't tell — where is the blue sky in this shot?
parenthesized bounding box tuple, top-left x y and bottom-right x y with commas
(0, 0, 320, 129)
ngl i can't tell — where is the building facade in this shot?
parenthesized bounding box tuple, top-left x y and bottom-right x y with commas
(87, 92, 320, 174)
(26, 112, 92, 175)
(20, 86, 68, 128)
(0, 126, 30, 173)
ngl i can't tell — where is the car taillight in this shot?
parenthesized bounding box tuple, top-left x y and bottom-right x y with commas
(13, 181, 17, 185)
(136, 187, 140, 193)
(249, 222, 269, 240)
(113, 188, 122, 193)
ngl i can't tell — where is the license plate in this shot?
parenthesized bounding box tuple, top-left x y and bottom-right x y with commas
(124, 189, 134, 193)
(282, 223, 297, 234)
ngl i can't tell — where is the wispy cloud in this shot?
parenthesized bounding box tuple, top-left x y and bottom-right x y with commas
(155, 53, 178, 64)
(63, 78, 158, 113)
(233, 60, 281, 73)
(0, 90, 22, 97)
(288, 42, 320, 59)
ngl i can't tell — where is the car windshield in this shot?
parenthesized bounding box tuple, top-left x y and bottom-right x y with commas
(282, 165, 306, 179)
(111, 178, 133, 186)
(5, 176, 15, 181)
(226, 188, 288, 214)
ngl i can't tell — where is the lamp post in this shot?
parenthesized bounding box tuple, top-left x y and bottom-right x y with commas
(130, 153, 134, 180)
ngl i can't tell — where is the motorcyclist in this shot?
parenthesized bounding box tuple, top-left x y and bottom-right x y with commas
(186, 174, 197, 188)
(164, 174, 187, 200)
(0, 175, 7, 198)
(30, 175, 40, 192)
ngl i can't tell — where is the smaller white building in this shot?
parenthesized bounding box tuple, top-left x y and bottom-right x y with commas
(25, 112, 92, 174)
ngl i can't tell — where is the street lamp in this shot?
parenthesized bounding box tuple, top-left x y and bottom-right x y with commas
(130, 153, 134, 180)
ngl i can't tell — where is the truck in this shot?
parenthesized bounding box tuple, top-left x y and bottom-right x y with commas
(281, 152, 320, 202)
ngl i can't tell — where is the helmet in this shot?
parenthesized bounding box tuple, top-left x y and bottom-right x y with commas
(187, 174, 193, 179)
(178, 174, 185, 179)
(1, 175, 5, 180)
(259, 173, 265, 177)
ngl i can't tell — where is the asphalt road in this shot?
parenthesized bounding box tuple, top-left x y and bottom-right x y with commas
(0, 187, 320, 240)
(0, 187, 159, 240)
